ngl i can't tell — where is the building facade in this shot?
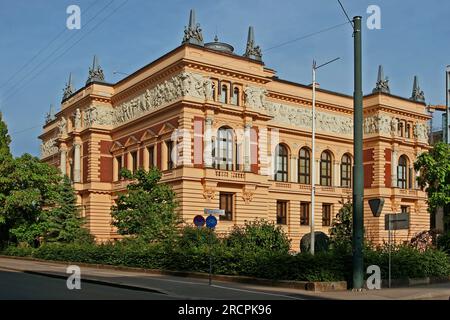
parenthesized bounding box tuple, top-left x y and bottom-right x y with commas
(39, 11, 431, 250)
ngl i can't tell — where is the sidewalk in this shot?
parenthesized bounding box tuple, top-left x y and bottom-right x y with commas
(1, 256, 449, 300)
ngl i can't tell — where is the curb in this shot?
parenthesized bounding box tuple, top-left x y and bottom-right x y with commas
(0, 255, 346, 292)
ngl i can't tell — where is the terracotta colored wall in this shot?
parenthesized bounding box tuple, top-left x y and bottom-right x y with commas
(99, 140, 112, 154)
(364, 163, 374, 188)
(363, 148, 374, 162)
(100, 157, 113, 182)
(384, 148, 392, 187)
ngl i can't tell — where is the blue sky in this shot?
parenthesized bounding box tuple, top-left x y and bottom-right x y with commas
(0, 0, 449, 157)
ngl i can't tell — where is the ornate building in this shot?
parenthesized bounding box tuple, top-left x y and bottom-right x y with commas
(39, 10, 431, 249)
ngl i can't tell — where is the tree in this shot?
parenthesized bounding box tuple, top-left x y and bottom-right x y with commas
(414, 142, 450, 225)
(3, 154, 62, 245)
(1, 154, 91, 246)
(42, 176, 92, 243)
(329, 199, 353, 250)
(111, 167, 180, 242)
(0, 112, 13, 241)
(0, 112, 11, 160)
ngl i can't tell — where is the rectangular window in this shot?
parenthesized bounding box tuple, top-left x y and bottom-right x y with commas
(116, 155, 122, 181)
(401, 206, 409, 214)
(219, 193, 234, 221)
(406, 124, 411, 138)
(322, 204, 332, 226)
(276, 200, 288, 225)
(131, 151, 138, 173)
(147, 145, 154, 169)
(167, 141, 174, 170)
(300, 202, 310, 226)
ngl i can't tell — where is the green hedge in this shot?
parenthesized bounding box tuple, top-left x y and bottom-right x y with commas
(3, 242, 449, 283)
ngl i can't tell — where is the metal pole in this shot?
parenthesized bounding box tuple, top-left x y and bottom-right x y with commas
(352, 16, 364, 290)
(388, 215, 392, 289)
(446, 66, 450, 144)
(309, 57, 339, 255)
(311, 62, 316, 255)
(209, 227, 213, 286)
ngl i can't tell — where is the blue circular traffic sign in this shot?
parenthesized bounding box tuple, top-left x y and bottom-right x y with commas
(193, 215, 205, 227)
(205, 215, 217, 229)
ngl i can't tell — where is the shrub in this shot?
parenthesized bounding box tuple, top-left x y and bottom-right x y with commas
(176, 225, 220, 250)
(364, 244, 450, 279)
(225, 219, 290, 254)
(300, 232, 330, 253)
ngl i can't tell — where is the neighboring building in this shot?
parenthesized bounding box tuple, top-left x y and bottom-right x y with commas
(39, 10, 431, 249)
(429, 106, 449, 233)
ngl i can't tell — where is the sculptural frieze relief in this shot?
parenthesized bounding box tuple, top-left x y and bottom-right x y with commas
(40, 138, 58, 159)
(82, 71, 213, 128)
(244, 86, 352, 135)
(413, 122, 429, 141)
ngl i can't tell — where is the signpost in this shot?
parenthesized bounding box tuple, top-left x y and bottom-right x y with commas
(205, 214, 217, 285)
(194, 209, 222, 286)
(384, 213, 410, 288)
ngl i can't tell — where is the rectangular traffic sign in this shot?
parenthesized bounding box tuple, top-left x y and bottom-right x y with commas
(385, 213, 410, 230)
(204, 208, 225, 216)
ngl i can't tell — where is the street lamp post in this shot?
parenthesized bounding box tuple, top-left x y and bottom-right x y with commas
(352, 16, 364, 290)
(311, 57, 340, 255)
(446, 65, 450, 144)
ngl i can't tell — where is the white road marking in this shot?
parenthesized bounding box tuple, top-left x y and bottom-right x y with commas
(211, 284, 304, 300)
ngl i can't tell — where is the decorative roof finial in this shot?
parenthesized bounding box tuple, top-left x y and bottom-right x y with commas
(410, 75, 425, 102)
(62, 73, 75, 101)
(182, 9, 204, 46)
(45, 104, 55, 124)
(86, 55, 105, 84)
(243, 26, 262, 61)
(372, 65, 390, 94)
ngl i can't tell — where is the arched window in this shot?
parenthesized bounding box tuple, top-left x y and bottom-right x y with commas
(298, 147, 311, 184)
(341, 154, 352, 187)
(215, 127, 233, 170)
(320, 151, 332, 186)
(220, 85, 228, 104)
(231, 87, 239, 105)
(397, 155, 408, 189)
(274, 144, 288, 182)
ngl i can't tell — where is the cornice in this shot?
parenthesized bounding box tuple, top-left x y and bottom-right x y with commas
(363, 104, 431, 120)
(185, 61, 270, 85)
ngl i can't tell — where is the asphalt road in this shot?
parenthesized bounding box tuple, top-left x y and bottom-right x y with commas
(1, 257, 449, 300)
(0, 259, 312, 300)
(0, 268, 174, 300)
